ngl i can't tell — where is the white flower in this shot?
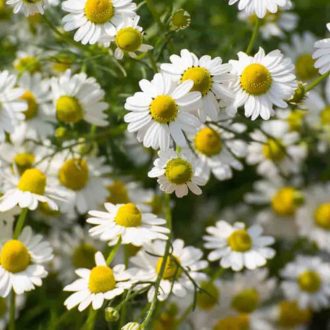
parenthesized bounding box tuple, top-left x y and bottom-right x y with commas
(61, 0, 137, 45)
(87, 202, 169, 246)
(6, 0, 47, 16)
(161, 49, 234, 121)
(0, 71, 26, 142)
(130, 239, 208, 302)
(203, 220, 275, 271)
(50, 70, 108, 126)
(281, 256, 330, 310)
(64, 252, 132, 311)
(313, 23, 330, 75)
(247, 120, 307, 178)
(148, 149, 207, 198)
(230, 47, 296, 120)
(296, 184, 330, 253)
(0, 227, 53, 296)
(124, 73, 201, 150)
(228, 0, 291, 19)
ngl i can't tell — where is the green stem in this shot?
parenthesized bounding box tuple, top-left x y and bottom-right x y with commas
(13, 208, 28, 239)
(106, 236, 122, 265)
(83, 308, 98, 330)
(246, 18, 260, 55)
(305, 71, 330, 92)
(9, 291, 16, 330)
(146, 0, 164, 30)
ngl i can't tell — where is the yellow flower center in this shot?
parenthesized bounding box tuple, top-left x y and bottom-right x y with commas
(320, 106, 330, 126)
(107, 180, 130, 204)
(213, 314, 250, 330)
(278, 300, 311, 327)
(21, 90, 38, 120)
(227, 229, 252, 252)
(0, 298, 6, 318)
(295, 54, 318, 81)
(84, 0, 114, 24)
(58, 159, 89, 191)
(231, 288, 260, 313)
(314, 203, 330, 230)
(156, 256, 181, 280)
(14, 56, 40, 74)
(56, 96, 83, 124)
(287, 109, 306, 131)
(271, 187, 303, 217)
(150, 95, 178, 124)
(115, 203, 142, 227)
(181, 66, 212, 96)
(298, 270, 321, 293)
(262, 138, 285, 161)
(165, 158, 193, 185)
(88, 265, 116, 293)
(115, 27, 142, 52)
(72, 243, 97, 269)
(194, 127, 222, 157)
(0, 240, 31, 273)
(240, 63, 272, 95)
(196, 281, 220, 310)
(14, 152, 35, 174)
(18, 168, 46, 195)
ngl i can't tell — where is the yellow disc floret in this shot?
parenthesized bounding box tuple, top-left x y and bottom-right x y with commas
(295, 54, 318, 81)
(240, 63, 272, 95)
(58, 158, 89, 191)
(262, 138, 285, 162)
(115, 203, 142, 227)
(181, 66, 212, 96)
(107, 180, 130, 204)
(213, 314, 250, 330)
(18, 168, 46, 195)
(21, 90, 38, 120)
(278, 300, 311, 327)
(196, 281, 220, 310)
(150, 95, 178, 124)
(165, 158, 193, 185)
(287, 109, 306, 131)
(271, 187, 302, 216)
(14, 56, 40, 74)
(56, 96, 83, 124)
(88, 265, 116, 293)
(194, 127, 222, 157)
(231, 288, 260, 313)
(298, 270, 321, 293)
(320, 106, 330, 126)
(84, 0, 114, 24)
(227, 229, 252, 252)
(0, 240, 31, 273)
(116, 27, 142, 52)
(14, 153, 35, 174)
(314, 203, 330, 230)
(72, 243, 97, 269)
(156, 256, 181, 280)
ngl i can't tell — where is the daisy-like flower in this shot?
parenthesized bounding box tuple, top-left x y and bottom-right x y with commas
(130, 239, 208, 302)
(0, 71, 26, 142)
(189, 121, 247, 181)
(87, 202, 169, 246)
(111, 16, 153, 60)
(228, 0, 291, 19)
(313, 23, 330, 74)
(203, 220, 275, 271)
(281, 32, 318, 81)
(230, 47, 296, 120)
(64, 252, 132, 311)
(0, 226, 53, 296)
(296, 184, 330, 252)
(247, 120, 307, 178)
(160, 49, 234, 121)
(6, 0, 47, 16)
(61, 0, 137, 45)
(281, 256, 330, 310)
(124, 73, 201, 150)
(50, 70, 108, 126)
(148, 149, 207, 198)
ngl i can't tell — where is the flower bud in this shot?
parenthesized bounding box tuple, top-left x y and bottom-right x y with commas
(170, 9, 191, 31)
(105, 307, 120, 322)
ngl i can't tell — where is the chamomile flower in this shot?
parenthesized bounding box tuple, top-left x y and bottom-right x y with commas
(148, 149, 206, 198)
(247, 120, 307, 178)
(203, 220, 275, 271)
(296, 184, 330, 253)
(61, 0, 137, 45)
(228, 0, 291, 19)
(87, 202, 169, 246)
(0, 226, 53, 296)
(160, 49, 234, 121)
(230, 47, 296, 120)
(0, 70, 27, 141)
(281, 256, 330, 310)
(6, 0, 47, 16)
(124, 73, 201, 150)
(281, 32, 318, 81)
(111, 16, 153, 60)
(64, 252, 132, 311)
(130, 239, 208, 302)
(50, 70, 108, 126)
(313, 23, 330, 74)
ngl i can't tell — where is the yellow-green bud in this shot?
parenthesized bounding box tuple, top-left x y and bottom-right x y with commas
(105, 307, 120, 322)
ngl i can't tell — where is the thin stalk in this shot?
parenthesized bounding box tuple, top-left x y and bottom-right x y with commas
(305, 71, 330, 92)
(9, 292, 16, 330)
(13, 208, 28, 239)
(82, 308, 97, 330)
(106, 236, 122, 265)
(246, 18, 260, 55)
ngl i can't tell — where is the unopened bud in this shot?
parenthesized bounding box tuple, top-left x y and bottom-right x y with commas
(105, 307, 120, 322)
